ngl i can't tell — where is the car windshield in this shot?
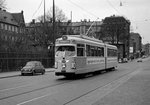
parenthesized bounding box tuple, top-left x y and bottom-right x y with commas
(25, 62, 38, 67)
(56, 46, 75, 57)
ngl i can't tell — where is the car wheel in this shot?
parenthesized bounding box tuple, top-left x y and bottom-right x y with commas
(41, 70, 45, 75)
(32, 70, 35, 75)
(21, 73, 24, 76)
(113, 66, 117, 71)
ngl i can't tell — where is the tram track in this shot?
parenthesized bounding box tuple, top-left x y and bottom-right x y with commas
(0, 69, 138, 101)
(63, 68, 141, 105)
(10, 67, 140, 105)
(0, 62, 143, 105)
(0, 78, 73, 100)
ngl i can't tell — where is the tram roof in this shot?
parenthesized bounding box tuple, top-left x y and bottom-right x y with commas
(57, 34, 103, 43)
(56, 35, 117, 49)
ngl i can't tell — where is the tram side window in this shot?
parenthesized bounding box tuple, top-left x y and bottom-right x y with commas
(77, 44, 85, 56)
(107, 48, 117, 57)
(91, 46, 95, 56)
(86, 45, 104, 57)
(86, 45, 91, 56)
(97, 47, 104, 57)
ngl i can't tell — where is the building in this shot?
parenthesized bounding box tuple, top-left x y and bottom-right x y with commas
(59, 19, 102, 39)
(100, 15, 130, 59)
(0, 8, 26, 52)
(143, 43, 150, 56)
(26, 17, 130, 60)
(0, 10, 54, 72)
(129, 32, 142, 58)
(26, 19, 102, 48)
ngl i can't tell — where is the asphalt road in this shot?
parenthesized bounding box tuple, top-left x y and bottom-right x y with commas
(0, 58, 150, 105)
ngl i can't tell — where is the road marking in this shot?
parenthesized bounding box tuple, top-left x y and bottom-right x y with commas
(0, 84, 31, 92)
(66, 70, 140, 105)
(16, 91, 57, 105)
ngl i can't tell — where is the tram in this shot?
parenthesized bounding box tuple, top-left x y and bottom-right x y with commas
(54, 35, 118, 77)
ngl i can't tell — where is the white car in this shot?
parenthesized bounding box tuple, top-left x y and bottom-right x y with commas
(123, 58, 128, 63)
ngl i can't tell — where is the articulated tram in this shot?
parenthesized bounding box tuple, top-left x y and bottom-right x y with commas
(54, 35, 118, 77)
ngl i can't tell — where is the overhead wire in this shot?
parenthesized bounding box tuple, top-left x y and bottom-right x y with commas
(67, 0, 124, 19)
(106, 0, 122, 15)
(67, 0, 99, 19)
(32, 0, 44, 18)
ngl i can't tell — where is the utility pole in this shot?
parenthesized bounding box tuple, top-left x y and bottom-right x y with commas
(44, 0, 45, 23)
(52, 0, 55, 64)
(71, 11, 72, 22)
(43, 0, 46, 39)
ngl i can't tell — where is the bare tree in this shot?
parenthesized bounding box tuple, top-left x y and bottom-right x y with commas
(37, 6, 68, 22)
(0, 0, 6, 9)
(28, 22, 53, 47)
(27, 6, 68, 49)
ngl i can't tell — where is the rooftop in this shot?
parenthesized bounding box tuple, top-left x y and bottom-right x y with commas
(0, 9, 25, 26)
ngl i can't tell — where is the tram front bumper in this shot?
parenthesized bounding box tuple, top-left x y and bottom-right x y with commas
(55, 72, 75, 76)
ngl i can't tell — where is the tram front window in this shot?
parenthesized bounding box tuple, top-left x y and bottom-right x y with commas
(56, 46, 75, 56)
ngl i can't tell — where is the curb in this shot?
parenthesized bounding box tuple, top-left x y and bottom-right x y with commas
(0, 74, 20, 79)
(0, 68, 55, 79)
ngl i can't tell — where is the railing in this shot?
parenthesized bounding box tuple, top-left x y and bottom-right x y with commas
(0, 52, 54, 72)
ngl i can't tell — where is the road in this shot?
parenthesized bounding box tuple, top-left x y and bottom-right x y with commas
(0, 58, 150, 105)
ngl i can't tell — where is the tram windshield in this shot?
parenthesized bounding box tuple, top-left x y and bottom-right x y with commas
(55, 46, 75, 57)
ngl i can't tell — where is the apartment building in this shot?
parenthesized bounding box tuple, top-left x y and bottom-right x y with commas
(0, 9, 26, 52)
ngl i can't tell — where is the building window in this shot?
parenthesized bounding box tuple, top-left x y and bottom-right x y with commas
(5, 36, 8, 41)
(5, 24, 7, 30)
(12, 26, 15, 32)
(3, 23, 5, 30)
(12, 36, 15, 41)
(9, 25, 11, 31)
(15, 27, 18, 33)
(7, 25, 9, 31)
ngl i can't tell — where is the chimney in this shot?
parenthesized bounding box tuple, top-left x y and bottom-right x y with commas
(21, 10, 23, 14)
(32, 19, 35, 24)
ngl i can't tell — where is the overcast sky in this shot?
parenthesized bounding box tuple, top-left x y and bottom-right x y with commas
(6, 0, 150, 44)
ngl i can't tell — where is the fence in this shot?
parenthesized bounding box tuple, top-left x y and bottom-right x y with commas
(0, 52, 54, 72)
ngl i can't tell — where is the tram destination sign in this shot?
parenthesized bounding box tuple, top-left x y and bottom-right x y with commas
(59, 40, 70, 44)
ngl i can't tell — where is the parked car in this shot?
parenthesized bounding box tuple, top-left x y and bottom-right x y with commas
(123, 58, 128, 63)
(118, 59, 122, 63)
(21, 61, 45, 75)
(118, 58, 128, 63)
(142, 55, 146, 59)
(137, 58, 142, 62)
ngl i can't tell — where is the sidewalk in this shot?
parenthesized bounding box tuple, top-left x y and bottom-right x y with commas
(0, 68, 55, 79)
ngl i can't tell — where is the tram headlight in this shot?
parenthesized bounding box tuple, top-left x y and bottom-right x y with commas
(62, 63, 66, 68)
(71, 62, 76, 69)
(55, 62, 58, 69)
